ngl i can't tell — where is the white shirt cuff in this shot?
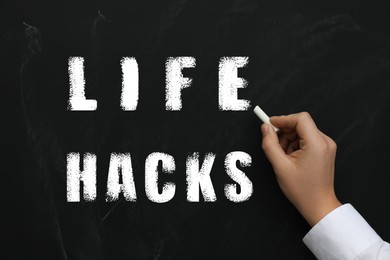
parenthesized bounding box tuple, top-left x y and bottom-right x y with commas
(303, 203, 383, 260)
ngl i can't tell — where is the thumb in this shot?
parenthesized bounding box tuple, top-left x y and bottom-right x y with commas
(261, 124, 289, 168)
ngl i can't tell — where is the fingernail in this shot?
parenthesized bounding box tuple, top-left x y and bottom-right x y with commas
(261, 124, 269, 135)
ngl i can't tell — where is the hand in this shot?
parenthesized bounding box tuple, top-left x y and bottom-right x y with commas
(261, 112, 341, 227)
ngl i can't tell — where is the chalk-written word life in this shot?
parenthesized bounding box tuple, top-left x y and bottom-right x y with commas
(68, 56, 251, 111)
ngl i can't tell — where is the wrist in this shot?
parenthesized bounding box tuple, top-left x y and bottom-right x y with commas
(300, 196, 342, 227)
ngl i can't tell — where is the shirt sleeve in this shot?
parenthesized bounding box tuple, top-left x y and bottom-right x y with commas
(302, 203, 390, 260)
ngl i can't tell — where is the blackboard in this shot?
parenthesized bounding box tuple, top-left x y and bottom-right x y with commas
(2, 0, 390, 259)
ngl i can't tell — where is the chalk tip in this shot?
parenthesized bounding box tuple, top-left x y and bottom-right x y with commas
(253, 105, 261, 113)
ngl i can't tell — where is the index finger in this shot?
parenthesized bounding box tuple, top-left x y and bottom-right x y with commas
(270, 112, 320, 142)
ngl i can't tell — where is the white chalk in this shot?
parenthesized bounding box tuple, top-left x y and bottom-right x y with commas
(253, 105, 279, 132)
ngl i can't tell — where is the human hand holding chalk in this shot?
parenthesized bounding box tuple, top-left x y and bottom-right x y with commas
(256, 110, 341, 227)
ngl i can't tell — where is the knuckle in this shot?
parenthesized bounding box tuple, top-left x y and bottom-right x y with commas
(317, 140, 328, 151)
(300, 111, 310, 118)
(323, 135, 337, 150)
(299, 111, 312, 122)
(329, 139, 337, 150)
(317, 138, 337, 153)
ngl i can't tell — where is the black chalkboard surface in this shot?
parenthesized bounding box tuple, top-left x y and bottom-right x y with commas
(2, 0, 390, 259)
